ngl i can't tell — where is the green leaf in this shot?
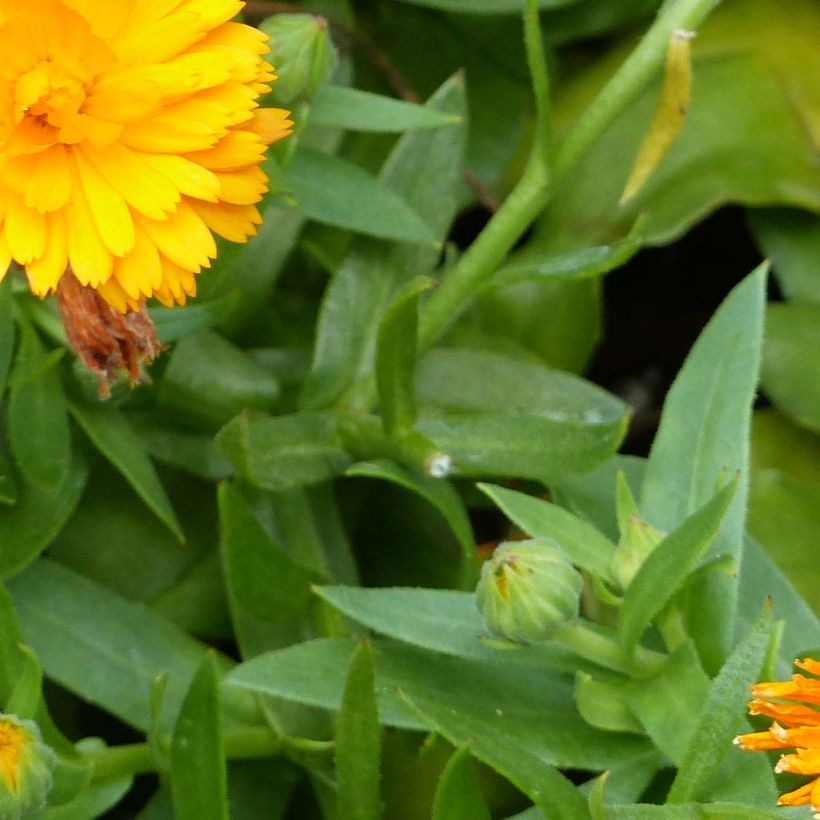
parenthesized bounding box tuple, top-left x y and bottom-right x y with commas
(749, 208, 820, 303)
(130, 413, 233, 482)
(171, 654, 228, 820)
(575, 673, 643, 734)
(627, 642, 710, 766)
(393, 0, 576, 11)
(666, 603, 773, 804)
(479, 483, 617, 583)
(300, 74, 467, 409)
(747, 410, 820, 612)
(7, 322, 71, 492)
(604, 805, 794, 819)
(311, 85, 462, 132)
(619, 479, 738, 653)
(376, 277, 433, 436)
(415, 349, 628, 480)
(47, 463, 198, 603)
(218, 482, 316, 621)
(0, 276, 14, 396)
(0, 450, 18, 506)
(216, 411, 352, 491)
(314, 586, 587, 673)
(535, 3, 820, 250)
(159, 332, 280, 429)
(346, 460, 476, 589)
(42, 769, 132, 820)
(7, 560, 247, 733)
(287, 148, 435, 244)
(401, 689, 592, 820)
(68, 401, 183, 541)
(336, 641, 382, 820)
(227, 638, 654, 772)
(149, 292, 242, 343)
(0, 451, 88, 581)
(227, 760, 301, 820)
(489, 224, 644, 289)
(761, 303, 820, 432)
(5, 644, 42, 719)
(432, 744, 491, 820)
(640, 267, 766, 672)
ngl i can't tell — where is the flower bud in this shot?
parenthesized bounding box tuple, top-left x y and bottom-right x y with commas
(0, 714, 55, 819)
(612, 515, 665, 589)
(260, 14, 338, 105)
(476, 539, 582, 644)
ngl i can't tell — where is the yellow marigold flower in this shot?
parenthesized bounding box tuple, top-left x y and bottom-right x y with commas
(735, 657, 820, 817)
(0, 0, 292, 388)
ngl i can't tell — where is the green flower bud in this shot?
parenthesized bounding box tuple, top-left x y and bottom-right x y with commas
(610, 470, 665, 590)
(476, 539, 582, 644)
(611, 514, 665, 589)
(260, 14, 338, 105)
(0, 714, 56, 819)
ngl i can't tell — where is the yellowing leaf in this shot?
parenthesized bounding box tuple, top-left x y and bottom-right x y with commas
(620, 29, 694, 204)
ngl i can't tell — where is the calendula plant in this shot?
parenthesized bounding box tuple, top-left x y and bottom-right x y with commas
(0, 0, 818, 817)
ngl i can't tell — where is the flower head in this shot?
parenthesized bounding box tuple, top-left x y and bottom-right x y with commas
(735, 657, 820, 817)
(0, 1, 292, 387)
(0, 714, 55, 818)
(0, 0, 292, 308)
(476, 539, 582, 644)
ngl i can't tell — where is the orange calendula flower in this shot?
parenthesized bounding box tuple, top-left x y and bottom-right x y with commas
(0, 0, 292, 389)
(735, 657, 820, 817)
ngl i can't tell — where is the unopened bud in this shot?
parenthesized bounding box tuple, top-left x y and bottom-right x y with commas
(612, 515, 665, 589)
(260, 14, 337, 105)
(0, 714, 55, 818)
(476, 539, 582, 644)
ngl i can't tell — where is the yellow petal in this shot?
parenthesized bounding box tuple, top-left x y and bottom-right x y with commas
(72, 149, 135, 257)
(5, 193, 46, 264)
(136, 202, 216, 272)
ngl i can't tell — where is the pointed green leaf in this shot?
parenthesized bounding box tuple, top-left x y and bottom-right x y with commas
(8, 322, 71, 492)
(218, 482, 316, 620)
(7, 560, 246, 733)
(640, 266, 766, 671)
(5, 644, 42, 719)
(159, 331, 280, 429)
(69, 401, 183, 541)
(489, 224, 644, 289)
(301, 74, 467, 409)
(432, 744, 491, 820)
(0, 451, 88, 580)
(311, 85, 461, 132)
(619, 479, 737, 652)
(376, 277, 433, 436)
(171, 654, 228, 820)
(666, 603, 773, 804)
(479, 483, 617, 582)
(336, 641, 382, 820)
(216, 411, 352, 491)
(288, 148, 435, 244)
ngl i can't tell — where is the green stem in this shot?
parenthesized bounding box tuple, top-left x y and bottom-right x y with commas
(417, 0, 723, 352)
(83, 728, 334, 781)
(554, 620, 665, 677)
(553, 0, 723, 182)
(418, 150, 549, 350)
